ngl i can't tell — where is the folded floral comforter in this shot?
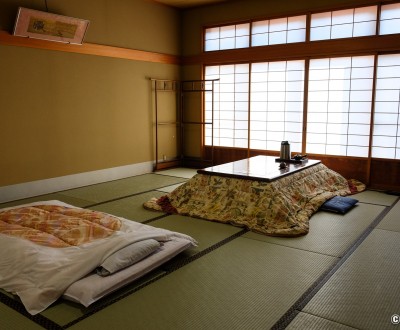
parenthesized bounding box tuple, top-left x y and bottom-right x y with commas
(144, 163, 365, 237)
(0, 204, 122, 248)
(0, 201, 196, 315)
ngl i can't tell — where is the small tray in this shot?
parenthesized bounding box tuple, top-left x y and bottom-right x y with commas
(275, 158, 308, 164)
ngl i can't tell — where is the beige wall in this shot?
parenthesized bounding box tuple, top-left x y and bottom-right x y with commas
(0, 0, 180, 54)
(0, 0, 180, 187)
(0, 0, 391, 189)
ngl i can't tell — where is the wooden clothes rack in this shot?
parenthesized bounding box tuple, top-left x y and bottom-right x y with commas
(151, 78, 217, 171)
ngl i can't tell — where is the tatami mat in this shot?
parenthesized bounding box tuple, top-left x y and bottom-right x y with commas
(0, 304, 44, 330)
(1, 173, 397, 330)
(150, 214, 243, 255)
(89, 191, 166, 223)
(68, 237, 337, 330)
(156, 182, 186, 193)
(155, 168, 198, 178)
(58, 174, 187, 204)
(41, 269, 166, 327)
(287, 312, 357, 329)
(376, 199, 400, 233)
(301, 229, 400, 330)
(354, 190, 398, 206)
(40, 300, 88, 327)
(0, 174, 188, 210)
(0, 194, 92, 209)
(243, 203, 385, 257)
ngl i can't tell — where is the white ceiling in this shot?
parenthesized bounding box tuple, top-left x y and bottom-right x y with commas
(154, 0, 232, 8)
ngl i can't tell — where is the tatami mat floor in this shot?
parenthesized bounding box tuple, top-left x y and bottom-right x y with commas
(0, 168, 399, 330)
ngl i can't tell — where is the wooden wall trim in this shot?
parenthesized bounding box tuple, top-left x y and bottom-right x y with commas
(0, 30, 181, 65)
(183, 34, 400, 65)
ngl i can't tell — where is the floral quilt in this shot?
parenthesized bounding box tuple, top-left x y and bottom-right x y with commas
(144, 163, 365, 237)
(0, 205, 122, 248)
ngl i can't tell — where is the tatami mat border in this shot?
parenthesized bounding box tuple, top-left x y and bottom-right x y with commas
(82, 187, 169, 209)
(142, 213, 171, 224)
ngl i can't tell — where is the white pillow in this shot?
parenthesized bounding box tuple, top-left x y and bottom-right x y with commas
(96, 239, 161, 276)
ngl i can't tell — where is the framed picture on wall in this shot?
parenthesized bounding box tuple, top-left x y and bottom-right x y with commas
(13, 7, 90, 44)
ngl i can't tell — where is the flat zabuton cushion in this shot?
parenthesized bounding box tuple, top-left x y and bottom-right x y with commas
(320, 196, 358, 214)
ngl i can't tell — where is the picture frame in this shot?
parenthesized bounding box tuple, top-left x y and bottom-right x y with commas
(13, 7, 90, 44)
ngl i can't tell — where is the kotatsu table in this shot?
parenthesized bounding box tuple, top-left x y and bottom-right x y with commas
(197, 155, 321, 182)
(144, 155, 354, 236)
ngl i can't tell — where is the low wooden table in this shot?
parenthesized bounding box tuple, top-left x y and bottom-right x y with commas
(197, 155, 321, 182)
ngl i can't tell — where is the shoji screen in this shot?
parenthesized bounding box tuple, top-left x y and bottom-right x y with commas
(205, 64, 250, 148)
(372, 54, 400, 159)
(251, 15, 306, 46)
(310, 6, 377, 41)
(306, 56, 374, 157)
(250, 60, 304, 152)
(380, 3, 400, 35)
(204, 23, 250, 51)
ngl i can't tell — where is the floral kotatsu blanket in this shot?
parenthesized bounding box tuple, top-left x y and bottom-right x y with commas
(144, 163, 365, 237)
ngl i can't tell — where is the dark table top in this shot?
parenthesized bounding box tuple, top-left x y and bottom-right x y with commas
(197, 156, 321, 182)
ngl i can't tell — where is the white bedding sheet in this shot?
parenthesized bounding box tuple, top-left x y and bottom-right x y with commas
(63, 237, 192, 306)
(0, 201, 196, 315)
